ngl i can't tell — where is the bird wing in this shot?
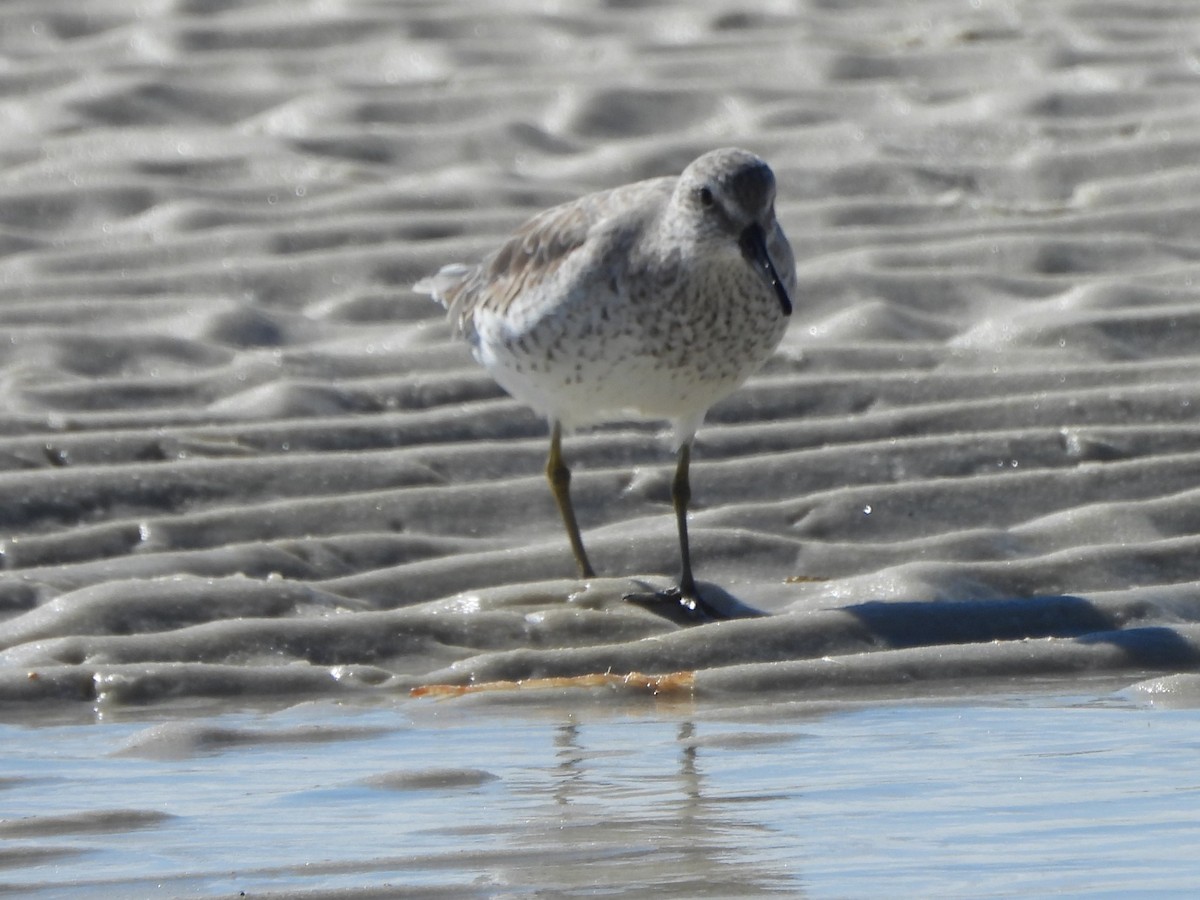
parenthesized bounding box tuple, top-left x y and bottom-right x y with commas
(475, 198, 595, 317)
(417, 178, 673, 335)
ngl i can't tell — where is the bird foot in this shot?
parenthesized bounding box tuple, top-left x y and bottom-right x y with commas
(623, 585, 728, 624)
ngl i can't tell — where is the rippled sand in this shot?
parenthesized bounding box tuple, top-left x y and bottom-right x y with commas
(2, 0, 1200, 713)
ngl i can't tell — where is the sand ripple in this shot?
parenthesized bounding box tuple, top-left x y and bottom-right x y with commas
(2, 0, 1200, 710)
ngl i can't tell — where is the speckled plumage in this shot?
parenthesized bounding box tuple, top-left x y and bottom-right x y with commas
(416, 147, 795, 446)
(415, 147, 796, 618)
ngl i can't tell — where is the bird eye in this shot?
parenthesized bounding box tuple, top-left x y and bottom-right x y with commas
(697, 186, 714, 208)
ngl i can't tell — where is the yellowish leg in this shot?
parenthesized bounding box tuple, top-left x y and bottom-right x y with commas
(546, 422, 596, 579)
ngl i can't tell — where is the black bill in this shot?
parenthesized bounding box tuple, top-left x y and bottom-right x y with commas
(738, 221, 792, 316)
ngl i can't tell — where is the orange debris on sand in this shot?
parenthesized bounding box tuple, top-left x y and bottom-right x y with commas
(410, 670, 695, 699)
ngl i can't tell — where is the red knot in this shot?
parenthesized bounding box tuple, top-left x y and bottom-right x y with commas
(415, 147, 795, 620)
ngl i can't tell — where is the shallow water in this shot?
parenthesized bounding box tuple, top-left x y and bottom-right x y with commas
(2, 684, 1198, 898)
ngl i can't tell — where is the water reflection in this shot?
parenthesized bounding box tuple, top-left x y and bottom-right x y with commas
(551, 720, 584, 806)
(498, 715, 803, 895)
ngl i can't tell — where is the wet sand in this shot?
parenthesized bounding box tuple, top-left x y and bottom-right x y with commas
(3, 0, 1200, 709)
(2, 0, 1200, 891)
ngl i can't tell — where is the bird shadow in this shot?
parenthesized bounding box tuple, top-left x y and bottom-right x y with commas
(627, 587, 1200, 675)
(1074, 625, 1200, 670)
(843, 595, 1200, 670)
(623, 580, 768, 626)
(842, 595, 1114, 648)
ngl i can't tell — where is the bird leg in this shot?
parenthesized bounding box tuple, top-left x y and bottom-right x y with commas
(546, 421, 596, 579)
(673, 441, 697, 598)
(625, 441, 726, 622)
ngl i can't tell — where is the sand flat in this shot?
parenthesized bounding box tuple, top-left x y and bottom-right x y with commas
(0, 0, 1199, 711)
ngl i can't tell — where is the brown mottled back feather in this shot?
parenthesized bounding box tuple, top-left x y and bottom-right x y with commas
(476, 200, 594, 316)
(418, 180, 674, 336)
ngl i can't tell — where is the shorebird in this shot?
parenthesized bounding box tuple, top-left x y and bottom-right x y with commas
(415, 147, 795, 620)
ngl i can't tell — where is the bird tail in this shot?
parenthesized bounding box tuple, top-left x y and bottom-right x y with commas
(413, 263, 480, 339)
(412, 264, 472, 309)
